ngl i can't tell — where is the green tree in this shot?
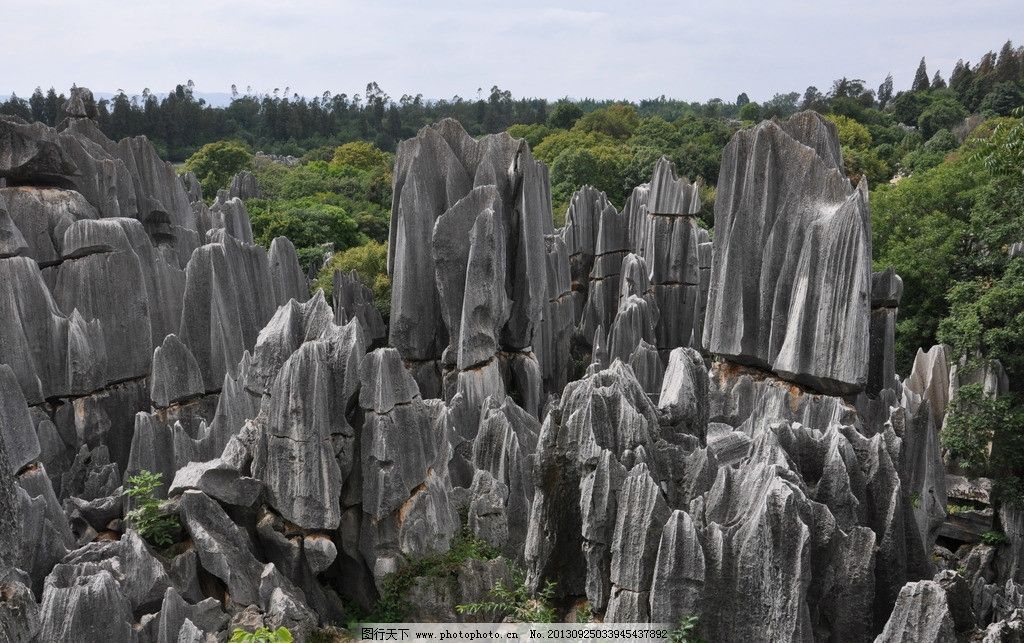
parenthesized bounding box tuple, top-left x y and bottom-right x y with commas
(532, 129, 616, 166)
(912, 57, 931, 92)
(507, 123, 556, 148)
(229, 627, 293, 643)
(331, 141, 391, 173)
(901, 129, 957, 173)
(979, 82, 1024, 116)
(871, 151, 981, 371)
(184, 140, 254, 198)
(738, 101, 762, 122)
(826, 114, 872, 148)
(890, 91, 933, 126)
(574, 103, 639, 139)
(942, 384, 1024, 506)
(939, 258, 1024, 381)
(878, 73, 895, 108)
(547, 100, 584, 129)
(248, 197, 362, 270)
(918, 98, 968, 139)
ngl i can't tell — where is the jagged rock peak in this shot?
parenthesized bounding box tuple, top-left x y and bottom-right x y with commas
(332, 269, 386, 346)
(704, 111, 872, 395)
(873, 267, 904, 308)
(228, 170, 260, 200)
(63, 86, 95, 119)
(359, 347, 421, 414)
(647, 156, 701, 216)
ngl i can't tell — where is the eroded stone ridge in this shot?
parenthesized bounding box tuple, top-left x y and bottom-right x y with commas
(704, 112, 872, 395)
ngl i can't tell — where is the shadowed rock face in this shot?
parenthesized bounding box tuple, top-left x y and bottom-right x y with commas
(0, 104, 1011, 642)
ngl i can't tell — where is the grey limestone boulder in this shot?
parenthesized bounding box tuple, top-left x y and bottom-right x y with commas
(0, 196, 28, 259)
(469, 395, 539, 557)
(38, 563, 136, 643)
(649, 509, 705, 623)
(178, 232, 280, 391)
(389, 120, 549, 399)
(657, 347, 709, 441)
(179, 490, 265, 606)
(151, 334, 206, 408)
(0, 255, 107, 403)
(333, 268, 386, 346)
(359, 348, 457, 581)
(59, 529, 171, 613)
(0, 115, 79, 185)
(268, 236, 309, 307)
(180, 172, 203, 203)
(253, 318, 364, 530)
(0, 580, 41, 642)
(704, 112, 871, 395)
(874, 580, 956, 643)
(0, 186, 98, 266)
(159, 598, 226, 643)
(0, 430, 23, 575)
(0, 364, 41, 474)
(228, 170, 260, 200)
(537, 234, 574, 395)
(170, 457, 262, 508)
(247, 290, 335, 395)
(525, 361, 664, 602)
(605, 465, 670, 622)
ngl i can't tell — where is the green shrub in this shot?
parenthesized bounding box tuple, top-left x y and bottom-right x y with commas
(184, 140, 253, 199)
(228, 627, 293, 643)
(456, 572, 557, 623)
(369, 526, 500, 623)
(982, 530, 1010, 546)
(668, 616, 706, 643)
(946, 503, 974, 515)
(124, 470, 178, 548)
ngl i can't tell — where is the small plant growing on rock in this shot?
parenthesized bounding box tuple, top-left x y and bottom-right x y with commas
(229, 627, 293, 643)
(574, 601, 592, 623)
(456, 570, 557, 622)
(668, 616, 706, 643)
(124, 470, 179, 547)
(982, 530, 1010, 546)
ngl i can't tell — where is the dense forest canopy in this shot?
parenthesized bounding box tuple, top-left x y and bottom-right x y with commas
(4, 41, 1023, 498)
(5, 40, 1021, 162)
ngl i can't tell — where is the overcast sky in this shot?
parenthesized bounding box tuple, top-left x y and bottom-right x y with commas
(5, 0, 1022, 103)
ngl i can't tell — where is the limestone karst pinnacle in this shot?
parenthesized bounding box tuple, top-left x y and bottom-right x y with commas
(0, 96, 1019, 642)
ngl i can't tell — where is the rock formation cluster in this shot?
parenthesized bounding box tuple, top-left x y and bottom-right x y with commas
(0, 92, 1021, 642)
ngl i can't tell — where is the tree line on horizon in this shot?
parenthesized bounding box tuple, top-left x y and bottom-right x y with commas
(2, 40, 1022, 161)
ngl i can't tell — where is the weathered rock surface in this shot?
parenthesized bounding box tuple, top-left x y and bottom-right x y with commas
(179, 490, 264, 606)
(359, 348, 458, 582)
(875, 580, 956, 643)
(333, 268, 386, 346)
(704, 112, 871, 395)
(253, 316, 364, 529)
(228, 170, 260, 200)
